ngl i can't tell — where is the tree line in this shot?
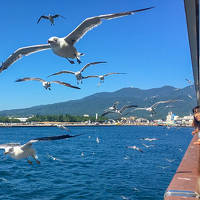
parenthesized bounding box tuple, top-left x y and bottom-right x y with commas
(0, 116, 20, 123)
(0, 114, 107, 123)
(26, 114, 107, 122)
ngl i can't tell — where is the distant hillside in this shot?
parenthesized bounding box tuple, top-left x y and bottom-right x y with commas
(0, 85, 196, 119)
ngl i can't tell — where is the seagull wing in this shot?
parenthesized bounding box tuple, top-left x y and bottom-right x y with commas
(52, 14, 64, 19)
(80, 61, 107, 72)
(113, 101, 119, 107)
(0, 44, 51, 73)
(103, 72, 126, 77)
(21, 134, 82, 150)
(151, 100, 181, 109)
(48, 70, 75, 77)
(151, 101, 170, 109)
(134, 107, 146, 111)
(51, 81, 80, 89)
(119, 105, 138, 113)
(64, 7, 154, 45)
(82, 75, 99, 79)
(56, 124, 71, 132)
(37, 16, 49, 24)
(0, 143, 20, 150)
(15, 77, 45, 83)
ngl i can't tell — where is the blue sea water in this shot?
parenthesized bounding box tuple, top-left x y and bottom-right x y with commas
(0, 126, 193, 200)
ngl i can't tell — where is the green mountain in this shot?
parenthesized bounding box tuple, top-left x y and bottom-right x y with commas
(0, 85, 196, 120)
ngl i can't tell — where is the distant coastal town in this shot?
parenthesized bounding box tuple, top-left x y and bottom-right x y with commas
(0, 112, 193, 127)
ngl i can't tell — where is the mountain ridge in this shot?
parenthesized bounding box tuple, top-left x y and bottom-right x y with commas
(0, 85, 196, 119)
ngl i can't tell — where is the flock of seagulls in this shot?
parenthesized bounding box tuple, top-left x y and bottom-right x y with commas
(133, 100, 182, 115)
(0, 8, 154, 92)
(0, 7, 155, 164)
(127, 137, 158, 153)
(0, 7, 154, 73)
(48, 61, 107, 84)
(101, 99, 182, 117)
(1, 7, 180, 165)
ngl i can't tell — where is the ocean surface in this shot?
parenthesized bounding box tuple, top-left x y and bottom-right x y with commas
(0, 126, 193, 200)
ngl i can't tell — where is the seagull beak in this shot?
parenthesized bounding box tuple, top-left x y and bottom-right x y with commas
(48, 39, 54, 44)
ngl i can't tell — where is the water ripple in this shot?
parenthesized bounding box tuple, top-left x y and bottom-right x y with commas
(0, 126, 191, 199)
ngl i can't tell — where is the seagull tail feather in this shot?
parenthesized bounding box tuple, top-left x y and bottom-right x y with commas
(77, 52, 85, 59)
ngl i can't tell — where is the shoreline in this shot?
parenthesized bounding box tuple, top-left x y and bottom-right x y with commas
(0, 122, 192, 128)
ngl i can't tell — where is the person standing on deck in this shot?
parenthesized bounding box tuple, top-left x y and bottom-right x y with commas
(192, 105, 200, 144)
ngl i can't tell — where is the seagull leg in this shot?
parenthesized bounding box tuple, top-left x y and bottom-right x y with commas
(66, 58, 75, 64)
(77, 58, 81, 64)
(27, 159, 33, 165)
(32, 155, 40, 164)
(36, 160, 40, 164)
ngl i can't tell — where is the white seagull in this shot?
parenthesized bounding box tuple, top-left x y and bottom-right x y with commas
(140, 138, 157, 142)
(104, 101, 119, 112)
(101, 104, 137, 116)
(142, 143, 154, 148)
(37, 14, 65, 25)
(96, 137, 100, 144)
(134, 100, 182, 115)
(0, 7, 154, 73)
(48, 61, 106, 84)
(0, 134, 81, 164)
(185, 78, 193, 85)
(187, 94, 192, 99)
(127, 145, 143, 153)
(83, 72, 126, 84)
(56, 124, 71, 132)
(15, 77, 80, 90)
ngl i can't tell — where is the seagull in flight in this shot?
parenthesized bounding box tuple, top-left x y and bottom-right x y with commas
(48, 61, 106, 84)
(96, 137, 100, 143)
(83, 72, 126, 84)
(134, 100, 182, 115)
(185, 78, 193, 85)
(142, 143, 154, 148)
(15, 77, 80, 90)
(37, 14, 65, 25)
(127, 145, 143, 153)
(140, 138, 157, 142)
(0, 7, 154, 73)
(101, 104, 137, 116)
(104, 101, 119, 112)
(56, 124, 71, 132)
(0, 134, 81, 164)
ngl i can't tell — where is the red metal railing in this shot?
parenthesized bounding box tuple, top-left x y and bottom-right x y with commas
(164, 134, 200, 199)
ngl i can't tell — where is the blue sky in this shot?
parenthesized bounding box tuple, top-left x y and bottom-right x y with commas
(0, 0, 192, 111)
